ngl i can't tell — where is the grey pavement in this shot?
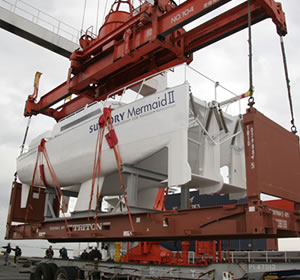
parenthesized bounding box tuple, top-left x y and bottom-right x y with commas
(0, 256, 29, 280)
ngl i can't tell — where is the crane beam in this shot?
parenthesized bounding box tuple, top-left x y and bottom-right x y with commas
(24, 0, 287, 121)
(183, 1, 269, 54)
(157, 0, 231, 37)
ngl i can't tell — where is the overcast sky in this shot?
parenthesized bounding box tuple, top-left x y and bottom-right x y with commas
(0, 0, 300, 253)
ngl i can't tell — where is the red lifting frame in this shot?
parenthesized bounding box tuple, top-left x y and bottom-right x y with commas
(24, 0, 287, 121)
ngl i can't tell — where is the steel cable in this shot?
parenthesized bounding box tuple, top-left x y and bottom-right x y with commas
(247, 0, 254, 107)
(280, 36, 297, 134)
(102, 0, 109, 25)
(81, 0, 87, 33)
(96, 0, 100, 32)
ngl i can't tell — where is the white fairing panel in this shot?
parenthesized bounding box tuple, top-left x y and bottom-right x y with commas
(74, 178, 103, 212)
(20, 184, 30, 208)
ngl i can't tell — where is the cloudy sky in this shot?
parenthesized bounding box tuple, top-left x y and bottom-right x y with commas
(0, 0, 300, 254)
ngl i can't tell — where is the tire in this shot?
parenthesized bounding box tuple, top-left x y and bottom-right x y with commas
(78, 270, 85, 280)
(32, 263, 52, 280)
(48, 263, 58, 278)
(55, 266, 77, 280)
(92, 272, 100, 280)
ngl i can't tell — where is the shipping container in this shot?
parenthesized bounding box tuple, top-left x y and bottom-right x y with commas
(163, 191, 278, 251)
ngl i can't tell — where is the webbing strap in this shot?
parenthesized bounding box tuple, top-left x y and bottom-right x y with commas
(23, 150, 40, 236)
(90, 107, 135, 233)
(23, 139, 71, 236)
(42, 146, 71, 235)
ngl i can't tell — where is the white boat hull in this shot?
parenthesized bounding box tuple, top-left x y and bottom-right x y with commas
(17, 82, 247, 213)
(17, 83, 191, 211)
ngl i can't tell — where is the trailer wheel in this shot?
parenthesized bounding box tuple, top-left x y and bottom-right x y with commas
(32, 263, 52, 280)
(48, 263, 58, 277)
(55, 266, 77, 280)
(91, 272, 100, 280)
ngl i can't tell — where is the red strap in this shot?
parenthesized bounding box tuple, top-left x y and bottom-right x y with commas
(24, 138, 71, 236)
(105, 129, 118, 148)
(42, 144, 71, 235)
(90, 107, 135, 233)
(99, 107, 112, 128)
(39, 164, 50, 188)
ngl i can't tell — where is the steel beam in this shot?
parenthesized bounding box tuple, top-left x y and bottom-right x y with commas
(0, 7, 78, 58)
(121, 165, 167, 182)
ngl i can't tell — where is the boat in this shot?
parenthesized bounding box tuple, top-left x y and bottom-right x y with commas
(17, 76, 246, 213)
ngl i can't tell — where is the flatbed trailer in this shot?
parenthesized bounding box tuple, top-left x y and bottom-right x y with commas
(16, 255, 300, 280)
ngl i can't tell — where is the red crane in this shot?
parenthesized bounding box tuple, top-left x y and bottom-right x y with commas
(8, 0, 300, 245)
(24, 0, 287, 121)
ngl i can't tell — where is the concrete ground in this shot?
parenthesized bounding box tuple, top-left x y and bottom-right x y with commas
(0, 256, 29, 280)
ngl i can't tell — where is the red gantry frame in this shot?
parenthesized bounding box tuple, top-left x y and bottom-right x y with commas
(23, 0, 286, 121)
